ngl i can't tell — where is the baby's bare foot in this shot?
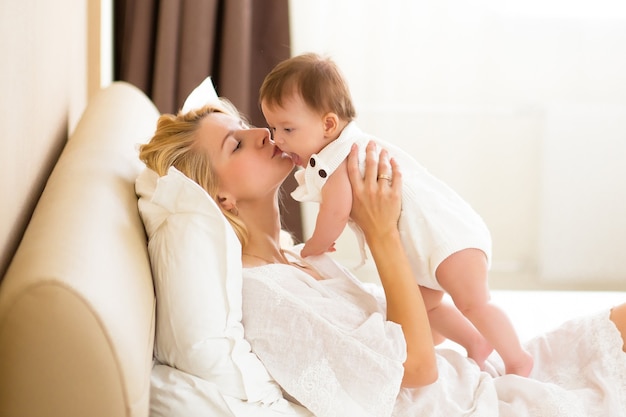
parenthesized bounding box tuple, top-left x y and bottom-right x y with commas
(505, 351, 534, 377)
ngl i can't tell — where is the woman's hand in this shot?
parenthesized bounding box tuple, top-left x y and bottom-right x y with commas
(347, 140, 438, 388)
(347, 141, 402, 241)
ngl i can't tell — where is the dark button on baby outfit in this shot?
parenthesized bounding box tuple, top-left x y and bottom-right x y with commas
(310, 157, 316, 167)
(318, 170, 327, 178)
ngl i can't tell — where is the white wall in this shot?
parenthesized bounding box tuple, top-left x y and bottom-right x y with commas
(289, 0, 626, 290)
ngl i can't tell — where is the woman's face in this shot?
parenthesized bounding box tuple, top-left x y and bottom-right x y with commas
(195, 111, 295, 202)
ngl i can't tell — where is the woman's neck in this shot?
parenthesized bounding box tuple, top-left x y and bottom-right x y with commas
(238, 198, 285, 263)
(243, 233, 284, 259)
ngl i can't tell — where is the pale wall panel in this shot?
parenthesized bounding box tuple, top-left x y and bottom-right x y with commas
(0, 0, 90, 279)
(539, 103, 626, 284)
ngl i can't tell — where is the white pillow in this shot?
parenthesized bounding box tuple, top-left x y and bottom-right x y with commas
(136, 165, 282, 405)
(182, 75, 220, 113)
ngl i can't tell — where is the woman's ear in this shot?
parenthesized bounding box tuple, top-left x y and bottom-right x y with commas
(322, 112, 339, 138)
(217, 193, 237, 213)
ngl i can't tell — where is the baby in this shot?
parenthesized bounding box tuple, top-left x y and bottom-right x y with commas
(259, 53, 533, 376)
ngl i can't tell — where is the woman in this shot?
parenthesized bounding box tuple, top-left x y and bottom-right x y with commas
(139, 100, 626, 417)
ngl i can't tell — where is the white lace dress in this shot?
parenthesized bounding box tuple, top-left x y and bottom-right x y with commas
(241, 252, 626, 417)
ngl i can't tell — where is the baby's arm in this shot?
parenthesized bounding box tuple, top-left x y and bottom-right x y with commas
(300, 160, 353, 257)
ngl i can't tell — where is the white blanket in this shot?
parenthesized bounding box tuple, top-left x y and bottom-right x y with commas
(242, 251, 626, 417)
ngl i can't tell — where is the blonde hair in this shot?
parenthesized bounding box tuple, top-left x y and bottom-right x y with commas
(259, 53, 356, 121)
(138, 99, 250, 246)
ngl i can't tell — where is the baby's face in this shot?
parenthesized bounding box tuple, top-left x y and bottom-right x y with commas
(261, 94, 328, 167)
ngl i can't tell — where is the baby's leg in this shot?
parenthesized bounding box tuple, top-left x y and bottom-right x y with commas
(609, 303, 626, 352)
(420, 286, 493, 366)
(419, 287, 446, 345)
(436, 248, 534, 376)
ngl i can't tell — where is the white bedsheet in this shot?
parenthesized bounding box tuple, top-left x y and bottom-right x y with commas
(395, 310, 626, 416)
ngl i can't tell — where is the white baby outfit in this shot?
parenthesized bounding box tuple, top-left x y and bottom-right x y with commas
(291, 121, 492, 290)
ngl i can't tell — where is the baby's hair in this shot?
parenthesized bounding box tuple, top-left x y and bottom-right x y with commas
(260, 53, 356, 121)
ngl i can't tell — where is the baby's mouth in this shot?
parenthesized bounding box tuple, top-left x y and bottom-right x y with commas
(289, 152, 303, 166)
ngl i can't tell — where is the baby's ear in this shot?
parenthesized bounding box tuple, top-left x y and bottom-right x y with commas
(323, 112, 339, 138)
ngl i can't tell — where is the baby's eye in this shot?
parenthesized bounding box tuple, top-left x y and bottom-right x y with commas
(284, 128, 293, 133)
(234, 140, 242, 151)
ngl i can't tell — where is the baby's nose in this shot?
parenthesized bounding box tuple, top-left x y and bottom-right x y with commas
(272, 133, 284, 145)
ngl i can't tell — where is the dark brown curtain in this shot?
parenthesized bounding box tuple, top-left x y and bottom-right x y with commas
(114, 0, 303, 242)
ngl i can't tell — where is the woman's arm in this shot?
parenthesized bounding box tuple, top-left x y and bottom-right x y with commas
(347, 141, 438, 388)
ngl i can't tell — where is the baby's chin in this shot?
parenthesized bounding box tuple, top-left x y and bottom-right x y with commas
(289, 152, 304, 166)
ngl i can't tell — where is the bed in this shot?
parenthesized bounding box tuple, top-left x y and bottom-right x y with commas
(0, 80, 624, 417)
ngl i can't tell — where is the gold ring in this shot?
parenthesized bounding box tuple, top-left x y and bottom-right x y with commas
(377, 174, 392, 182)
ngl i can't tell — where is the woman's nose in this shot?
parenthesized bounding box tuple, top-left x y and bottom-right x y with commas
(247, 127, 271, 146)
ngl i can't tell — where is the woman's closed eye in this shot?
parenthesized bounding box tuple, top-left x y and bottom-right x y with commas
(226, 136, 241, 152)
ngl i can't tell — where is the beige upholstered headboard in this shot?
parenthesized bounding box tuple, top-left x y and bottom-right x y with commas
(0, 1, 106, 280)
